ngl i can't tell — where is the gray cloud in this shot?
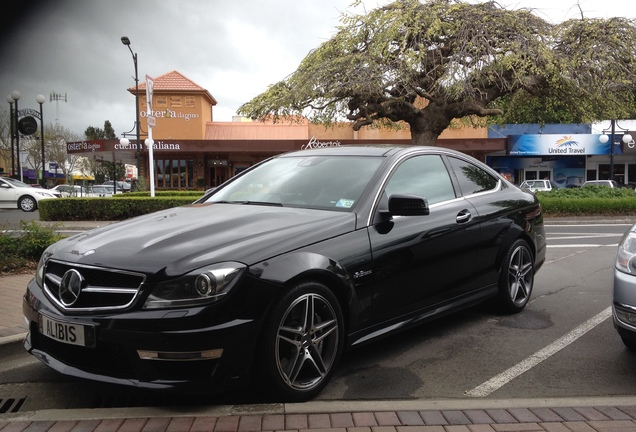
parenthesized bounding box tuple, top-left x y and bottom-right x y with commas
(2, 0, 631, 137)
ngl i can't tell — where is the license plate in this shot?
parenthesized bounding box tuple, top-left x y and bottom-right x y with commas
(39, 314, 94, 347)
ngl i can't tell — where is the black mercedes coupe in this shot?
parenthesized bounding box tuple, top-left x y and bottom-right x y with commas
(23, 145, 546, 401)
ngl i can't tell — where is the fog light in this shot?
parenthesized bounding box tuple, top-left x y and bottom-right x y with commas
(137, 349, 223, 361)
(615, 307, 636, 325)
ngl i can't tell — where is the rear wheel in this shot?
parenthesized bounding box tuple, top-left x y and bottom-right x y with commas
(259, 281, 344, 402)
(496, 239, 534, 314)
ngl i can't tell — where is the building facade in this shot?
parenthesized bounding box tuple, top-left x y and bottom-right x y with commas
(64, 70, 634, 190)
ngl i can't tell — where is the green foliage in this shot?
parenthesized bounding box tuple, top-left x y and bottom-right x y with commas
(38, 192, 205, 221)
(536, 186, 636, 216)
(238, 0, 636, 145)
(0, 221, 64, 273)
(85, 120, 117, 140)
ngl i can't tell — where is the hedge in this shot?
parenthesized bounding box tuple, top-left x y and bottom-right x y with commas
(36, 186, 636, 221)
(38, 194, 204, 221)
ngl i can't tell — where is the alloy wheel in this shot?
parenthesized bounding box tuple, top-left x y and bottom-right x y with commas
(275, 293, 340, 392)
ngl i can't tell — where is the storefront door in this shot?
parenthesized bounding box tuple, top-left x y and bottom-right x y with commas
(209, 166, 227, 187)
(524, 170, 552, 181)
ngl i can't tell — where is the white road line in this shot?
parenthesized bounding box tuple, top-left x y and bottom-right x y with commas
(465, 307, 612, 397)
(547, 244, 618, 248)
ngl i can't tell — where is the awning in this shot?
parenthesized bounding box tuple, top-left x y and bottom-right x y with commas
(72, 174, 95, 181)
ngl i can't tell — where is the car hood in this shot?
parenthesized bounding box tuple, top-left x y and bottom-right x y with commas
(47, 203, 357, 277)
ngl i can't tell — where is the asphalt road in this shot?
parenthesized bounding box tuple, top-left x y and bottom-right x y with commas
(0, 219, 634, 411)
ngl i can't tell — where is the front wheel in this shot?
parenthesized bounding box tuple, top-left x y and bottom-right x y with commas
(19, 196, 37, 212)
(496, 239, 534, 314)
(259, 281, 344, 402)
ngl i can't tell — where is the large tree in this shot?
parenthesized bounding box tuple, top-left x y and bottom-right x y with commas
(238, 0, 636, 145)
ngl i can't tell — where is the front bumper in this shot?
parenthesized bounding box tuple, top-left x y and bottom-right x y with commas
(613, 269, 636, 343)
(23, 277, 270, 391)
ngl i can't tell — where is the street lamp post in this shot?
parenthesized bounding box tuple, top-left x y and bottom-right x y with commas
(120, 36, 141, 181)
(6, 95, 15, 178)
(11, 91, 21, 181)
(599, 120, 633, 182)
(36, 94, 46, 187)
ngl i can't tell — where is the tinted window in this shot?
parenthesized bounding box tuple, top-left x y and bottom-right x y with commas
(208, 155, 383, 210)
(448, 156, 498, 195)
(385, 155, 456, 205)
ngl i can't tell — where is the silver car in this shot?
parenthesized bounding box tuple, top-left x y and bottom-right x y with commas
(519, 179, 558, 192)
(613, 223, 636, 350)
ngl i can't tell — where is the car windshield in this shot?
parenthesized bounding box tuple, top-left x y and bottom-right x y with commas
(205, 155, 384, 211)
(1, 177, 31, 188)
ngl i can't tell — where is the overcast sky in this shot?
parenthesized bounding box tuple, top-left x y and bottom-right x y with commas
(1, 0, 634, 137)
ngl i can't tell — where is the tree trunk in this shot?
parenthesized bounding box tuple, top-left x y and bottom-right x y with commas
(408, 107, 452, 147)
(410, 129, 442, 146)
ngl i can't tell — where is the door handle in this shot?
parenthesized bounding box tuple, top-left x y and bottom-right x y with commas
(456, 209, 471, 224)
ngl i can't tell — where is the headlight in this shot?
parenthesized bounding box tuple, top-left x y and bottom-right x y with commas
(35, 191, 55, 198)
(616, 231, 636, 274)
(35, 249, 53, 287)
(143, 262, 246, 309)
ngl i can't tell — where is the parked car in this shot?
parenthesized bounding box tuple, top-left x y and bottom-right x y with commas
(0, 177, 60, 212)
(613, 223, 636, 350)
(102, 180, 130, 192)
(91, 185, 114, 197)
(52, 184, 94, 197)
(582, 180, 620, 188)
(519, 179, 558, 192)
(23, 146, 546, 401)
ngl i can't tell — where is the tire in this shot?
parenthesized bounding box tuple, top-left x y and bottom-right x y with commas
(18, 196, 37, 212)
(496, 239, 534, 314)
(259, 281, 344, 402)
(621, 337, 636, 352)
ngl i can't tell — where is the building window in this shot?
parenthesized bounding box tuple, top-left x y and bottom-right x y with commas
(155, 159, 194, 189)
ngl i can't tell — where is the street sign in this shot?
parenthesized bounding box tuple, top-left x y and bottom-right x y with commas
(145, 75, 154, 111)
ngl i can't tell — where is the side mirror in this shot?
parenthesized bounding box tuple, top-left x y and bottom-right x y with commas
(388, 194, 429, 216)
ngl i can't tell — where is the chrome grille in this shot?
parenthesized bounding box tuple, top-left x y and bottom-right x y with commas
(44, 259, 145, 312)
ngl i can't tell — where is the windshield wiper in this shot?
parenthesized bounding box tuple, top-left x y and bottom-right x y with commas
(215, 200, 283, 207)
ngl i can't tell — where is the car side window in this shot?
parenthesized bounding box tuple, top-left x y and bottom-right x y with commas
(447, 156, 498, 195)
(384, 155, 456, 205)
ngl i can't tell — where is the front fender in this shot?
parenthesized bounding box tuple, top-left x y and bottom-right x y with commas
(251, 251, 353, 293)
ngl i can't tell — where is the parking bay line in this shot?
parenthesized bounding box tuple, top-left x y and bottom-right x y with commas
(466, 307, 612, 397)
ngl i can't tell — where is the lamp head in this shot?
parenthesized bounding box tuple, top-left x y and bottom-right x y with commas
(36, 94, 46, 104)
(121, 36, 131, 46)
(11, 90, 21, 101)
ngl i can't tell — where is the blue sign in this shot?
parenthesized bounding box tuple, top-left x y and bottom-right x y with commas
(507, 134, 611, 156)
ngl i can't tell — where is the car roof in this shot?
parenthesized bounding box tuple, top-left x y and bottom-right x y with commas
(278, 145, 470, 158)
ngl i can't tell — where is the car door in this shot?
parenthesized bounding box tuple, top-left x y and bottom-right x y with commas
(0, 179, 19, 208)
(366, 154, 481, 324)
(445, 155, 517, 290)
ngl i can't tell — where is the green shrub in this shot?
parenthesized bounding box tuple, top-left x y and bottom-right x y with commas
(38, 196, 200, 221)
(0, 221, 65, 273)
(536, 186, 636, 216)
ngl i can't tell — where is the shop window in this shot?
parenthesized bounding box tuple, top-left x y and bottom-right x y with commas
(628, 164, 636, 185)
(154, 158, 194, 189)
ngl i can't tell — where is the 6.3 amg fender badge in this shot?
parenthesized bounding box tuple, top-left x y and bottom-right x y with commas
(59, 269, 84, 306)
